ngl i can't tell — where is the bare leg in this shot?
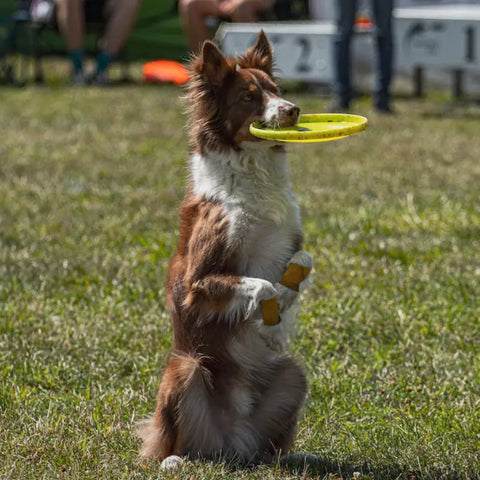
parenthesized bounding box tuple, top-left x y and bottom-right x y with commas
(179, 0, 222, 52)
(228, 0, 273, 22)
(55, 0, 84, 50)
(102, 0, 142, 56)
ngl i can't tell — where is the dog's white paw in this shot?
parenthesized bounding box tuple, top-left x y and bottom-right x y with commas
(288, 250, 313, 269)
(160, 455, 184, 470)
(241, 278, 277, 317)
(280, 251, 313, 292)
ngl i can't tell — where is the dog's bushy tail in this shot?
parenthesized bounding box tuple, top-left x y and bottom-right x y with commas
(136, 354, 208, 460)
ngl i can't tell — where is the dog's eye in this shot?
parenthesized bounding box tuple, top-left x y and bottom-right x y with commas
(242, 94, 254, 102)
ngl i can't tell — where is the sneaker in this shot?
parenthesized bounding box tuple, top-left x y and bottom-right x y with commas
(328, 98, 350, 112)
(88, 71, 110, 86)
(374, 101, 394, 114)
(71, 71, 87, 86)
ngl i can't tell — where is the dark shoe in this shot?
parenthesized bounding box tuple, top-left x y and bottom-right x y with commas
(374, 96, 394, 114)
(88, 71, 110, 86)
(375, 102, 394, 114)
(71, 71, 87, 86)
(328, 98, 350, 112)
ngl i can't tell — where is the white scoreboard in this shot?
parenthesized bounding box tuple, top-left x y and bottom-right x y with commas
(218, 5, 480, 92)
(217, 23, 336, 82)
(394, 5, 480, 70)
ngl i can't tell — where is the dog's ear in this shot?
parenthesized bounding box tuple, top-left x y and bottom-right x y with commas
(200, 41, 231, 86)
(241, 30, 273, 75)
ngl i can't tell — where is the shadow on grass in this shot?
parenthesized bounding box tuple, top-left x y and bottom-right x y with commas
(276, 453, 462, 480)
(198, 453, 419, 480)
(278, 453, 401, 480)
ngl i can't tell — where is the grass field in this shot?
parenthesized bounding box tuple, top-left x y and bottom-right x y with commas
(1, 80, 479, 480)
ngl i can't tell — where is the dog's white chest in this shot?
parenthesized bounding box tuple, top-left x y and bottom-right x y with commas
(191, 146, 302, 282)
(237, 218, 298, 282)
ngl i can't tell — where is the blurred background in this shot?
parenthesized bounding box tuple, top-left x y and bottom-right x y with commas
(2, 0, 480, 97)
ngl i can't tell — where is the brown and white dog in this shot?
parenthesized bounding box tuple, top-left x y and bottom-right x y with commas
(137, 31, 313, 468)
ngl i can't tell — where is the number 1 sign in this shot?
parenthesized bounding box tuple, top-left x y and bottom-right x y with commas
(395, 6, 480, 71)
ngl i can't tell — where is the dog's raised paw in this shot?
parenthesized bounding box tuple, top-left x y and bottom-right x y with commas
(280, 251, 313, 292)
(242, 278, 277, 314)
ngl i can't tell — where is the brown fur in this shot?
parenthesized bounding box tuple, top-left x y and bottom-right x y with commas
(184, 32, 286, 154)
(138, 32, 307, 465)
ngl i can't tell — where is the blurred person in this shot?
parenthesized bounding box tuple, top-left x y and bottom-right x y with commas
(55, 0, 141, 84)
(332, 0, 395, 113)
(309, 0, 334, 21)
(179, 0, 275, 52)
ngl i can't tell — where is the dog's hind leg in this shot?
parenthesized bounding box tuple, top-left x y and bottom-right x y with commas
(245, 356, 307, 458)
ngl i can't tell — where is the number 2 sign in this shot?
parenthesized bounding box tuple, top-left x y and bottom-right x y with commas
(219, 24, 337, 82)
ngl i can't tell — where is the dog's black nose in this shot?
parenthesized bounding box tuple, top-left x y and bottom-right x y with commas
(284, 105, 300, 122)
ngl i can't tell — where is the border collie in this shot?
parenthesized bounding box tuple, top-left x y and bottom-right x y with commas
(137, 31, 313, 468)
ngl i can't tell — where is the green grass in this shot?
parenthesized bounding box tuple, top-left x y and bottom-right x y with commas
(1, 80, 479, 480)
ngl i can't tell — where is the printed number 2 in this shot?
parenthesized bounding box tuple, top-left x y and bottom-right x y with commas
(295, 37, 312, 73)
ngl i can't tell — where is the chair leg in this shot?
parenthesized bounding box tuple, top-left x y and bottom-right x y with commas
(120, 57, 130, 82)
(413, 66, 424, 98)
(452, 69, 464, 99)
(32, 28, 44, 83)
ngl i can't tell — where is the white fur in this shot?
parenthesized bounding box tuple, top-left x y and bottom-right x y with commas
(225, 277, 277, 325)
(178, 374, 224, 456)
(191, 143, 301, 283)
(286, 250, 313, 291)
(191, 142, 309, 352)
(160, 455, 184, 470)
(260, 250, 313, 351)
(257, 285, 299, 352)
(263, 93, 297, 127)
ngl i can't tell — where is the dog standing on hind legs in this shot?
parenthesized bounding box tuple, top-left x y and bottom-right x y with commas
(137, 31, 313, 468)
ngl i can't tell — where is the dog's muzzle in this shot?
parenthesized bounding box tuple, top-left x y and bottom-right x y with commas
(263, 95, 301, 128)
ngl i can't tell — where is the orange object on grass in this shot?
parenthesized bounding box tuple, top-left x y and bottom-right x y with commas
(143, 60, 190, 85)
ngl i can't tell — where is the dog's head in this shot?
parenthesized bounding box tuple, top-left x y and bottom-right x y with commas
(186, 31, 300, 153)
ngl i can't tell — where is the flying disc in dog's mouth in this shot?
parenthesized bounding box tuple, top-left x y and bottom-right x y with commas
(251, 113, 368, 143)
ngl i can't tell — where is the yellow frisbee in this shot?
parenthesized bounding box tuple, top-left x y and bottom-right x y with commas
(250, 113, 368, 143)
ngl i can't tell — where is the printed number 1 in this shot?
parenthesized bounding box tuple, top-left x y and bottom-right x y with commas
(465, 26, 475, 62)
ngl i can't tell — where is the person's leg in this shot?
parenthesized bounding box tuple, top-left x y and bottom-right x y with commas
(101, 0, 141, 56)
(224, 0, 274, 22)
(332, 0, 357, 109)
(179, 0, 222, 53)
(371, 0, 394, 112)
(90, 0, 141, 82)
(56, 0, 85, 81)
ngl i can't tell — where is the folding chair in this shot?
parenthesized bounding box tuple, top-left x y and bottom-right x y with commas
(0, 1, 31, 85)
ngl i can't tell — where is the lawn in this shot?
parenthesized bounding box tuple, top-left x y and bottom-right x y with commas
(0, 80, 479, 480)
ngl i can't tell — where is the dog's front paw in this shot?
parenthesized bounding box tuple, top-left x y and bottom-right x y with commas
(279, 250, 313, 292)
(241, 278, 278, 325)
